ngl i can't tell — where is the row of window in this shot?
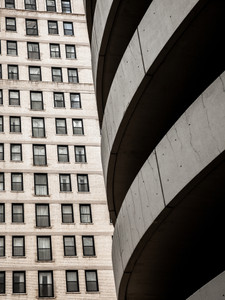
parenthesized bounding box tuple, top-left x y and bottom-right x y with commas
(0, 144, 87, 163)
(5, 18, 75, 36)
(0, 270, 99, 295)
(0, 203, 92, 225)
(0, 65, 78, 83)
(0, 117, 84, 136)
(6, 0, 73, 13)
(2, 40, 76, 60)
(0, 90, 81, 108)
(0, 173, 89, 194)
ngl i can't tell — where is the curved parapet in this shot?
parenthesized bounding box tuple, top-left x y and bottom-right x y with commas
(112, 72, 225, 299)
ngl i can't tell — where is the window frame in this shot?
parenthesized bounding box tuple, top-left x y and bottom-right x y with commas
(10, 116, 21, 133)
(63, 236, 76, 256)
(38, 271, 54, 298)
(6, 17, 16, 31)
(82, 236, 95, 256)
(5, 0, 15, 8)
(34, 173, 49, 196)
(30, 91, 43, 110)
(50, 43, 60, 58)
(10, 144, 22, 161)
(24, 0, 36, 10)
(72, 119, 83, 135)
(66, 270, 79, 293)
(55, 118, 67, 135)
(0, 237, 5, 257)
(0, 271, 5, 295)
(57, 145, 69, 163)
(13, 271, 26, 294)
(26, 19, 38, 35)
(52, 67, 62, 82)
(0, 204, 5, 223)
(75, 146, 86, 163)
(37, 236, 52, 261)
(0, 144, 4, 161)
(70, 93, 81, 108)
(9, 90, 20, 106)
(35, 204, 50, 227)
(0, 116, 3, 132)
(29, 66, 41, 81)
(33, 144, 47, 166)
(77, 174, 89, 192)
(61, 0, 71, 13)
(65, 44, 76, 59)
(46, 0, 56, 11)
(48, 20, 58, 34)
(59, 174, 72, 192)
(12, 236, 25, 257)
(7, 40, 17, 55)
(0, 173, 4, 191)
(63, 22, 74, 36)
(85, 270, 99, 292)
(32, 117, 45, 138)
(54, 92, 65, 108)
(27, 42, 40, 59)
(8, 65, 19, 80)
(0, 90, 2, 105)
(68, 68, 78, 83)
(61, 204, 74, 223)
(12, 203, 24, 223)
(80, 204, 92, 224)
(11, 173, 23, 191)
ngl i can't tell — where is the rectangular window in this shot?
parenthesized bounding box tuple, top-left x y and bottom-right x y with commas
(26, 19, 38, 35)
(27, 42, 40, 59)
(13, 271, 26, 293)
(11, 173, 23, 191)
(36, 204, 50, 227)
(75, 146, 86, 163)
(38, 271, 54, 297)
(0, 117, 3, 132)
(59, 174, 71, 192)
(77, 174, 89, 192)
(10, 116, 21, 132)
(85, 270, 99, 292)
(82, 236, 95, 256)
(61, 204, 73, 223)
(0, 237, 5, 257)
(32, 118, 45, 138)
(6, 17, 16, 31)
(7, 41, 17, 55)
(0, 66, 2, 79)
(10, 144, 22, 161)
(46, 0, 56, 11)
(0, 144, 4, 160)
(0, 272, 5, 294)
(0, 174, 4, 191)
(24, 0, 36, 10)
(57, 145, 69, 162)
(68, 68, 78, 83)
(9, 90, 20, 105)
(5, 0, 15, 8)
(66, 271, 79, 292)
(33, 145, 47, 166)
(72, 119, 83, 135)
(12, 236, 25, 256)
(54, 92, 64, 107)
(0, 90, 2, 105)
(0, 204, 5, 223)
(70, 93, 81, 108)
(65, 45, 76, 59)
(48, 21, 58, 34)
(80, 204, 92, 223)
(55, 118, 67, 134)
(12, 204, 24, 223)
(52, 67, 62, 82)
(30, 92, 43, 110)
(63, 22, 73, 35)
(29, 66, 41, 81)
(50, 44, 60, 58)
(63, 236, 76, 256)
(37, 236, 52, 261)
(34, 174, 48, 196)
(61, 0, 71, 13)
(8, 65, 19, 80)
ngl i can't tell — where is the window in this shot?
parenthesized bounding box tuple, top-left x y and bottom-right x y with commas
(0, 144, 4, 160)
(0, 272, 5, 294)
(11, 173, 23, 191)
(72, 119, 83, 135)
(57, 145, 69, 162)
(61, 204, 73, 223)
(10, 144, 22, 161)
(5, 0, 15, 8)
(54, 92, 64, 107)
(27, 42, 40, 59)
(52, 67, 62, 82)
(0, 204, 5, 222)
(24, 0, 36, 10)
(34, 174, 48, 196)
(9, 90, 20, 105)
(80, 204, 92, 223)
(68, 68, 78, 83)
(36, 204, 50, 227)
(63, 22, 73, 35)
(38, 271, 54, 297)
(85, 270, 99, 292)
(59, 174, 71, 192)
(77, 174, 89, 192)
(0, 237, 5, 257)
(50, 44, 60, 58)
(0, 65, 2, 79)
(48, 21, 58, 34)
(8, 65, 19, 80)
(62, 0, 71, 13)
(12, 236, 25, 256)
(65, 45, 76, 59)
(30, 92, 43, 110)
(70, 93, 81, 108)
(0, 117, 3, 132)
(32, 118, 45, 138)
(33, 145, 47, 165)
(82, 236, 95, 256)
(63, 236, 76, 256)
(29, 66, 41, 81)
(7, 41, 17, 55)
(46, 0, 56, 11)
(13, 271, 26, 293)
(0, 90, 2, 105)
(6, 17, 16, 31)
(37, 236, 52, 261)
(10, 116, 21, 132)
(66, 271, 79, 292)
(26, 19, 38, 35)
(75, 146, 86, 162)
(55, 118, 67, 134)
(12, 204, 24, 223)
(0, 174, 4, 191)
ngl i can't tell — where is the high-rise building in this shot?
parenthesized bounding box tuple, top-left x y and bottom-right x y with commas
(0, 0, 116, 299)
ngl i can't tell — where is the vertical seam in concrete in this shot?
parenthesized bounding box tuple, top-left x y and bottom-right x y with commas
(155, 148, 166, 207)
(137, 27, 146, 74)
